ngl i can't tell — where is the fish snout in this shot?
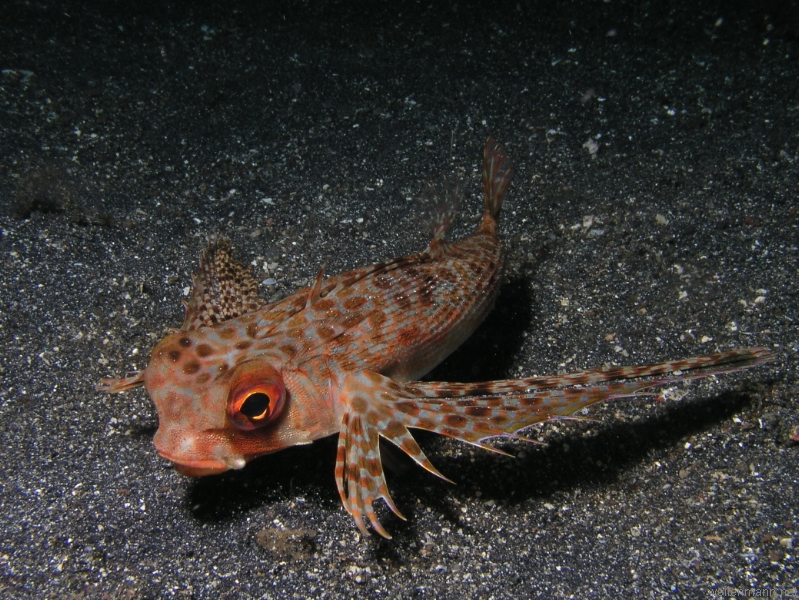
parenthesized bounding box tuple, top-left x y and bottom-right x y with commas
(153, 426, 246, 477)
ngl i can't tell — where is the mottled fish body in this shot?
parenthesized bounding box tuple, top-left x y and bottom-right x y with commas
(100, 139, 773, 537)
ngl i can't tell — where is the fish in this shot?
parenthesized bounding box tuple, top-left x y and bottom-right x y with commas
(99, 137, 774, 538)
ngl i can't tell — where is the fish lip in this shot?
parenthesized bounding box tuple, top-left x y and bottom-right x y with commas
(172, 461, 230, 477)
(157, 450, 242, 477)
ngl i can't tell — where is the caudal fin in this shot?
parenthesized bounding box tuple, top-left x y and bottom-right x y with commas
(480, 137, 513, 232)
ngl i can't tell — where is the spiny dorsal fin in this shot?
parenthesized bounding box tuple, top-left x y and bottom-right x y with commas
(305, 261, 328, 309)
(182, 237, 266, 331)
(421, 175, 463, 259)
(482, 137, 513, 219)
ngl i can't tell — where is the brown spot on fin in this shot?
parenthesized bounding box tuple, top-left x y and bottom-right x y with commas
(182, 237, 266, 331)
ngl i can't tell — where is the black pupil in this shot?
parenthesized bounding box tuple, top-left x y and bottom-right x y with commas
(240, 392, 270, 419)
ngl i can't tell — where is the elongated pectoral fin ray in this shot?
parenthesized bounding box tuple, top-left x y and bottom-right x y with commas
(336, 412, 397, 538)
(395, 347, 774, 443)
(404, 348, 773, 399)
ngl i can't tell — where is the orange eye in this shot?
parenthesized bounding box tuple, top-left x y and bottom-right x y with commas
(228, 377, 285, 431)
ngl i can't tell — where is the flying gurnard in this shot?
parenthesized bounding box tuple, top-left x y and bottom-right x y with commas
(99, 138, 773, 537)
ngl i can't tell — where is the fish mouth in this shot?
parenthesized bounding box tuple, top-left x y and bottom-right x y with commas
(158, 451, 247, 477)
(172, 461, 230, 477)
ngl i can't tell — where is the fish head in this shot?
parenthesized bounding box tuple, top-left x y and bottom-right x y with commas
(143, 327, 331, 476)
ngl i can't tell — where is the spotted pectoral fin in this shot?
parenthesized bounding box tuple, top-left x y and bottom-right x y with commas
(182, 237, 266, 331)
(396, 347, 775, 441)
(333, 349, 774, 537)
(335, 370, 449, 538)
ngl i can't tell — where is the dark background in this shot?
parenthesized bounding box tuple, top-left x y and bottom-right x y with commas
(1, 0, 797, 597)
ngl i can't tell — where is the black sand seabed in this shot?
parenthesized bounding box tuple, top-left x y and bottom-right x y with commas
(1, 1, 797, 597)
